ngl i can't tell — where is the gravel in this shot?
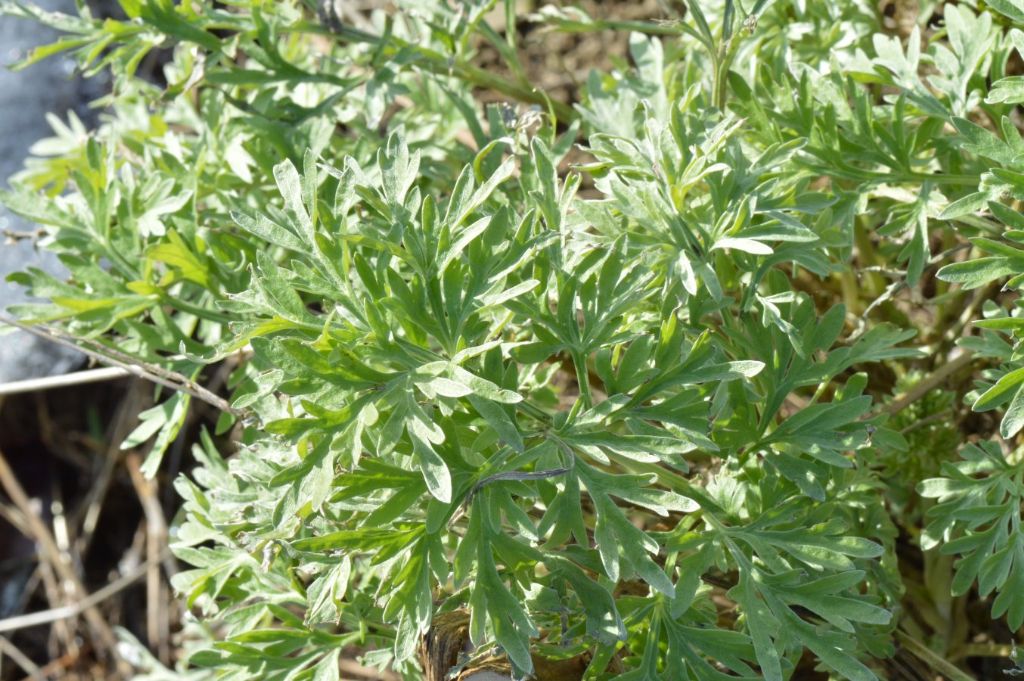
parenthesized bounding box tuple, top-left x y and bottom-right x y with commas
(0, 2, 86, 382)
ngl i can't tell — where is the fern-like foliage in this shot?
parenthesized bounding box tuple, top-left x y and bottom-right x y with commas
(2, 0, 1024, 680)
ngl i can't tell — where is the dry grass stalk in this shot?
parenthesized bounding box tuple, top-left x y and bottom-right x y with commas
(0, 448, 124, 672)
(125, 452, 175, 665)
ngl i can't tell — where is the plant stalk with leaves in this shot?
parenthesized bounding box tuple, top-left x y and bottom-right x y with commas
(4, 0, 1024, 679)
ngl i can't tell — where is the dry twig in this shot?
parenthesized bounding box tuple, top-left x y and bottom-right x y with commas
(0, 447, 122, 666)
(0, 367, 130, 396)
(0, 313, 239, 417)
(0, 634, 42, 679)
(884, 349, 975, 416)
(125, 452, 176, 664)
(0, 554, 159, 635)
(76, 380, 149, 558)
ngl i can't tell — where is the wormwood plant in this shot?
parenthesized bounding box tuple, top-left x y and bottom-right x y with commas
(4, 0, 1024, 679)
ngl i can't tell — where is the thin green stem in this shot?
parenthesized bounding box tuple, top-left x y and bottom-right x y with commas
(712, 43, 733, 111)
(516, 399, 553, 425)
(570, 350, 593, 409)
(160, 294, 233, 325)
(712, 0, 743, 111)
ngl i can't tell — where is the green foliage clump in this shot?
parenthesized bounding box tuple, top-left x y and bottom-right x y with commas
(4, 0, 1024, 679)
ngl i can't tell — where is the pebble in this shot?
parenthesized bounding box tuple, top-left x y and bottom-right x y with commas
(0, 1, 89, 382)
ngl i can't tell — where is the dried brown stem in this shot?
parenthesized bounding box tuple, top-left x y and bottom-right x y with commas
(884, 349, 975, 416)
(76, 380, 149, 557)
(0, 634, 42, 679)
(1, 227, 44, 244)
(0, 447, 122, 666)
(0, 313, 240, 417)
(0, 367, 130, 396)
(0, 552, 159, 635)
(37, 557, 77, 659)
(125, 452, 177, 664)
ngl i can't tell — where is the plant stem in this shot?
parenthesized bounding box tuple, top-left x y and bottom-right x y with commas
(0, 449, 121, 658)
(713, 41, 737, 111)
(570, 350, 593, 409)
(160, 294, 233, 324)
(0, 551, 162, 635)
(884, 349, 974, 416)
(954, 642, 1018, 661)
(895, 630, 976, 681)
(0, 313, 240, 417)
(712, 1, 743, 111)
(0, 366, 129, 396)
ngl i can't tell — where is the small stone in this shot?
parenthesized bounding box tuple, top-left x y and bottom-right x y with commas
(0, 0, 87, 382)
